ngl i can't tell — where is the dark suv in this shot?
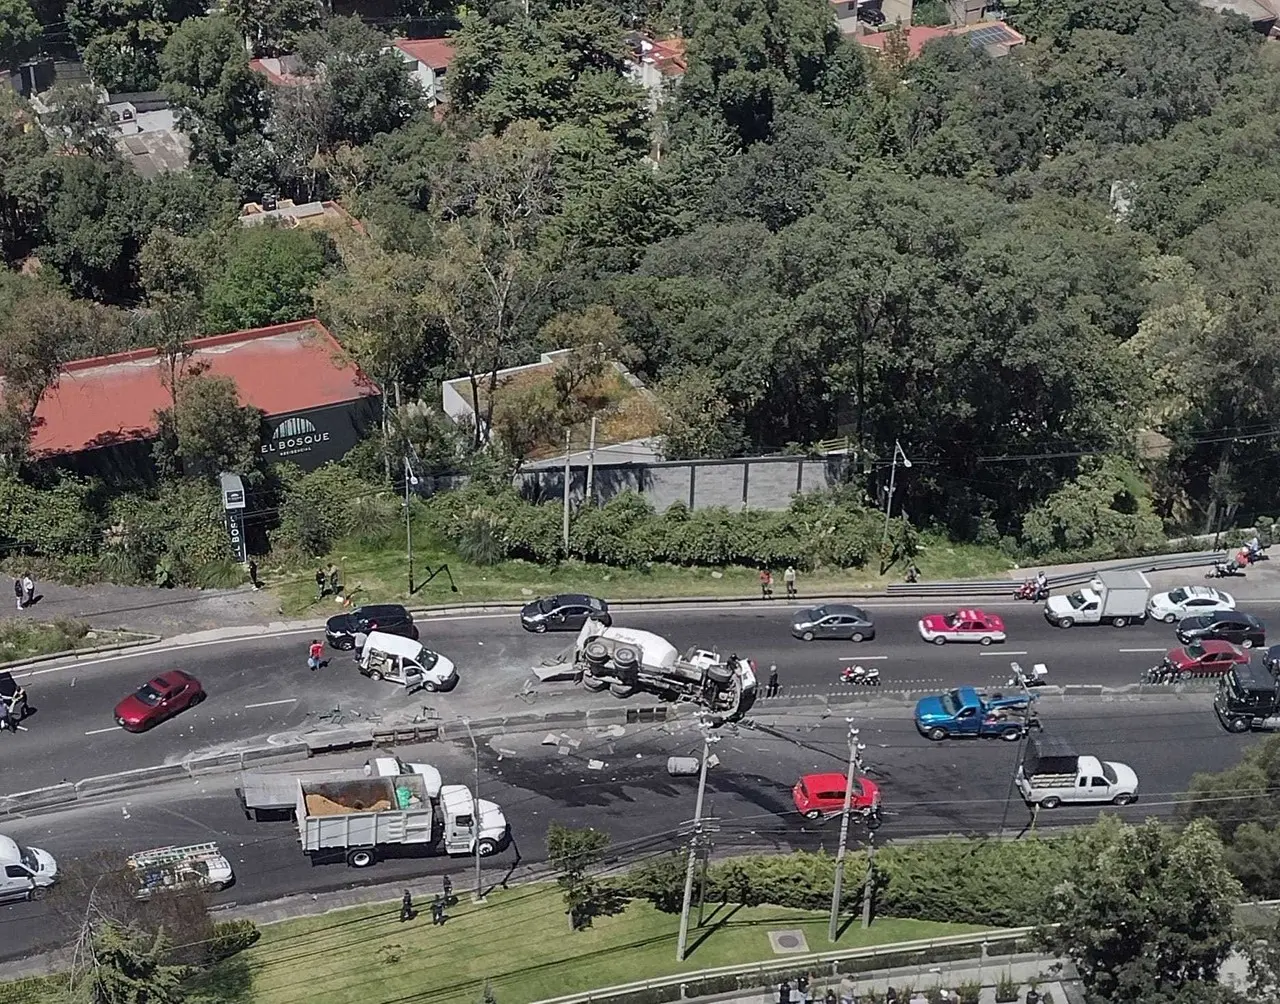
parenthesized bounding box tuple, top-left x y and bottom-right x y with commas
(326, 604, 418, 650)
(1175, 611, 1266, 649)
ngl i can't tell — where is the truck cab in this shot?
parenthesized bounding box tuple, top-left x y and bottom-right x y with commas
(439, 784, 508, 857)
(913, 686, 1039, 741)
(1215, 664, 1280, 733)
(1015, 736, 1138, 808)
(0, 834, 58, 903)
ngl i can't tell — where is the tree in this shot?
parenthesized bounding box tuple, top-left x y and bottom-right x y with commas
(266, 79, 333, 201)
(1038, 817, 1240, 1003)
(545, 822, 617, 930)
(0, 0, 40, 69)
(202, 225, 331, 333)
(154, 371, 262, 478)
(39, 82, 120, 160)
(67, 0, 205, 91)
(74, 921, 186, 1004)
(655, 366, 745, 460)
(421, 122, 560, 448)
(540, 305, 637, 425)
(159, 15, 271, 176)
(223, 0, 321, 58)
(1020, 456, 1165, 557)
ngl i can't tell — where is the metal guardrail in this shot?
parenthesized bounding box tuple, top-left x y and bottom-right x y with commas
(885, 551, 1227, 598)
(530, 928, 1037, 1004)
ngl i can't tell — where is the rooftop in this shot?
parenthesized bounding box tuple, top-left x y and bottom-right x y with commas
(393, 38, 457, 71)
(627, 34, 688, 77)
(239, 199, 366, 236)
(248, 55, 311, 87)
(25, 319, 379, 457)
(859, 20, 1026, 58)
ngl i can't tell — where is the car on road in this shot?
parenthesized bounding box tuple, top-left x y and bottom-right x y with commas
(917, 609, 1006, 646)
(1147, 586, 1235, 624)
(1159, 639, 1249, 679)
(1176, 611, 1266, 649)
(792, 604, 875, 642)
(520, 594, 611, 633)
(792, 772, 881, 824)
(114, 670, 205, 732)
(326, 604, 418, 650)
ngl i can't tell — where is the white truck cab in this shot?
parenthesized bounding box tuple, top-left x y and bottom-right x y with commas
(359, 632, 458, 693)
(0, 834, 58, 903)
(440, 784, 507, 857)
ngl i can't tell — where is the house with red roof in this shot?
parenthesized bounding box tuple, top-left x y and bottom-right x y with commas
(626, 34, 686, 109)
(23, 319, 380, 478)
(392, 38, 456, 107)
(858, 20, 1026, 59)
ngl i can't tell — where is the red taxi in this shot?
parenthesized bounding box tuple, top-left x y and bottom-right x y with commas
(917, 609, 1006, 646)
(793, 772, 882, 825)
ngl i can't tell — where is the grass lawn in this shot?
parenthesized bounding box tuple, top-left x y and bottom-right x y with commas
(186, 886, 992, 1004)
(0, 619, 150, 663)
(269, 525, 1013, 616)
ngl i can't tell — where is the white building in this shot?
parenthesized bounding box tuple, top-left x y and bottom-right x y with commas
(392, 38, 456, 107)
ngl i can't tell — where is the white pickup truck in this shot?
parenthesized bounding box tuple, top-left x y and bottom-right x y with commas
(1016, 736, 1138, 809)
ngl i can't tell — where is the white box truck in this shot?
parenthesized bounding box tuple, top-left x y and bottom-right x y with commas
(0, 834, 57, 903)
(297, 774, 507, 868)
(1043, 569, 1151, 628)
(1015, 736, 1138, 809)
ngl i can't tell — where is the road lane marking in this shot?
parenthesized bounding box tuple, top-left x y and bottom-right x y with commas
(245, 698, 299, 709)
(1118, 648, 1167, 653)
(84, 726, 118, 735)
(981, 650, 1027, 656)
(839, 655, 888, 661)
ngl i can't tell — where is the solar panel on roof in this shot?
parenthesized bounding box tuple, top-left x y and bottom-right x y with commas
(966, 24, 1016, 46)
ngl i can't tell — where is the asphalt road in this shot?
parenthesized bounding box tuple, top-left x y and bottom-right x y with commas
(6, 597, 1280, 793)
(0, 694, 1257, 963)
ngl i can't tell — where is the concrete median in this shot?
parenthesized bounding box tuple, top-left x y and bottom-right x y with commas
(241, 743, 311, 763)
(1, 782, 76, 814)
(305, 729, 374, 754)
(76, 763, 190, 796)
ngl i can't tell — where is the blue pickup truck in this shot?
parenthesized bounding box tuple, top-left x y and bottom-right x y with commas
(914, 686, 1040, 741)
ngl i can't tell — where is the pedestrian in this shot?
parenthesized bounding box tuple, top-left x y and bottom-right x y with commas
(400, 889, 413, 922)
(441, 875, 453, 905)
(767, 663, 779, 698)
(778, 979, 792, 1004)
(307, 639, 324, 672)
(797, 974, 811, 1003)
(328, 563, 342, 600)
(838, 976, 857, 1004)
(13, 578, 22, 611)
(352, 629, 369, 663)
(431, 893, 444, 925)
(21, 573, 33, 607)
(760, 569, 774, 600)
(784, 565, 797, 599)
(905, 562, 920, 584)
(248, 560, 260, 590)
(824, 989, 838, 1004)
(315, 568, 326, 600)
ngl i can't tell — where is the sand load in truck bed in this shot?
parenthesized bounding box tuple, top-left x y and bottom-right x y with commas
(305, 793, 392, 816)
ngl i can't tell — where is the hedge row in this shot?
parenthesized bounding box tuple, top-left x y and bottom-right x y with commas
(617, 839, 1079, 928)
(424, 485, 894, 570)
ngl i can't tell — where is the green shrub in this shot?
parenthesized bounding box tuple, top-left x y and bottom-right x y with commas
(995, 972, 1019, 1003)
(207, 919, 260, 963)
(275, 463, 387, 556)
(0, 473, 98, 557)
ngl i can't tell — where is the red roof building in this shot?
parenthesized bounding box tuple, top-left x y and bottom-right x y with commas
(393, 38, 456, 107)
(27, 319, 380, 472)
(859, 20, 1026, 59)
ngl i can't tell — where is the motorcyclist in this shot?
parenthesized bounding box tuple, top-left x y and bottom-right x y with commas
(1035, 571, 1048, 596)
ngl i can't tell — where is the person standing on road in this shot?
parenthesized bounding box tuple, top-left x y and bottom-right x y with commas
(767, 663, 779, 698)
(315, 568, 326, 600)
(308, 639, 324, 672)
(784, 565, 797, 599)
(13, 578, 22, 611)
(21, 573, 33, 608)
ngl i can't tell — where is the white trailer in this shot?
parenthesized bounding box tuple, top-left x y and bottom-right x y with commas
(1043, 570, 1151, 628)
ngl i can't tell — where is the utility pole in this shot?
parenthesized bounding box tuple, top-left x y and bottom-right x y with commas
(676, 721, 719, 962)
(403, 457, 417, 594)
(828, 722, 864, 942)
(881, 441, 911, 547)
(585, 416, 598, 507)
(461, 718, 485, 904)
(861, 832, 876, 929)
(561, 429, 572, 556)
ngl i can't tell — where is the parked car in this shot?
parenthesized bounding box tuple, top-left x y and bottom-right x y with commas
(1158, 640, 1249, 680)
(792, 772, 881, 824)
(326, 604, 418, 650)
(114, 671, 205, 732)
(520, 594, 611, 633)
(1176, 611, 1266, 649)
(917, 609, 1006, 646)
(791, 604, 875, 642)
(1147, 586, 1235, 624)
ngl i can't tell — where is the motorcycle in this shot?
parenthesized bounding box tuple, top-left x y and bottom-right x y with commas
(1014, 579, 1049, 602)
(1143, 664, 1181, 685)
(840, 665, 881, 686)
(1007, 661, 1049, 688)
(1206, 561, 1245, 579)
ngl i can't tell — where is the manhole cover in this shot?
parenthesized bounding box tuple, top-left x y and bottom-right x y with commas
(768, 930, 810, 955)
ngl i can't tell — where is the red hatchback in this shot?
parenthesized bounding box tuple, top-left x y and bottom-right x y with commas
(114, 671, 205, 732)
(1161, 640, 1249, 679)
(793, 772, 881, 824)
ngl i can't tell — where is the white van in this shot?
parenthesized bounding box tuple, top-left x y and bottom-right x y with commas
(358, 631, 458, 692)
(0, 834, 58, 903)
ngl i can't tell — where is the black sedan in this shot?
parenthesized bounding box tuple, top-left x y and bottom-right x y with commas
(520, 594, 611, 633)
(791, 604, 876, 642)
(326, 604, 418, 650)
(1176, 611, 1266, 650)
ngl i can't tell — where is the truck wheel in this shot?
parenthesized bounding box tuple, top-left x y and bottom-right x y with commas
(803, 809, 823, 820)
(1000, 728, 1022, 742)
(1040, 797, 1061, 809)
(980, 636, 993, 646)
(1111, 617, 1128, 628)
(933, 636, 946, 646)
(1228, 717, 1251, 733)
(802, 631, 814, 641)
(477, 838, 499, 857)
(370, 670, 383, 682)
(609, 683, 635, 699)
(582, 674, 608, 692)
(851, 632, 865, 643)
(927, 727, 948, 741)
(1112, 793, 1135, 806)
(1057, 618, 1074, 629)
(346, 848, 376, 868)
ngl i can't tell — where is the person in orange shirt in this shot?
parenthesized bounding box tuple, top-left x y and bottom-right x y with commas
(759, 569, 774, 599)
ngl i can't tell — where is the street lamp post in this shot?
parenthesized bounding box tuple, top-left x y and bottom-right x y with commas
(403, 458, 418, 594)
(460, 717, 485, 904)
(881, 441, 912, 547)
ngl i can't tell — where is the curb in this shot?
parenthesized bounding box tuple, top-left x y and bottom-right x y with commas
(0, 633, 162, 672)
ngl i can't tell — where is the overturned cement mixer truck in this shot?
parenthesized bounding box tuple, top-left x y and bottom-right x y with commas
(544, 620, 758, 721)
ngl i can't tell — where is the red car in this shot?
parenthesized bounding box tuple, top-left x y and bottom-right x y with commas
(114, 671, 205, 732)
(917, 609, 1006, 646)
(793, 772, 881, 824)
(1159, 640, 1248, 679)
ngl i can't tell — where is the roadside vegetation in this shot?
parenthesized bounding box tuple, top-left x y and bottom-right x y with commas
(0, 619, 149, 663)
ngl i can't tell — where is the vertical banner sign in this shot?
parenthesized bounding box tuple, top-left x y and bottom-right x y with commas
(219, 472, 248, 564)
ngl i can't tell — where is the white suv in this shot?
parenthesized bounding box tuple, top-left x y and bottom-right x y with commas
(1147, 586, 1235, 624)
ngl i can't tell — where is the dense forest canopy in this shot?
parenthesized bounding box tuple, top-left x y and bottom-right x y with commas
(0, 0, 1278, 559)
